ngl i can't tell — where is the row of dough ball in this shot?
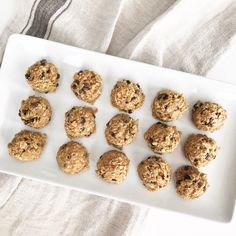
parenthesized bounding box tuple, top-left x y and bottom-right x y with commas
(17, 94, 223, 175)
(25, 59, 144, 111)
(24, 59, 227, 132)
(7, 131, 208, 200)
(17, 95, 220, 168)
(25, 60, 102, 104)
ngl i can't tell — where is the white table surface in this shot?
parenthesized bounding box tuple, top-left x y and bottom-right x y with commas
(0, 1, 235, 235)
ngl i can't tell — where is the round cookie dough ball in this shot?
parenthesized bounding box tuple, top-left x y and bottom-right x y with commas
(105, 113, 138, 149)
(25, 59, 60, 93)
(96, 150, 130, 184)
(184, 134, 218, 168)
(175, 165, 208, 200)
(192, 101, 227, 132)
(144, 122, 181, 154)
(152, 89, 188, 122)
(71, 70, 102, 104)
(56, 141, 89, 174)
(19, 96, 52, 128)
(64, 106, 97, 138)
(8, 130, 47, 161)
(138, 156, 171, 191)
(110, 79, 145, 113)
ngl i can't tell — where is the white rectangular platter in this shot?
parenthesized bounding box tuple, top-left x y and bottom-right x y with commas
(0, 34, 236, 222)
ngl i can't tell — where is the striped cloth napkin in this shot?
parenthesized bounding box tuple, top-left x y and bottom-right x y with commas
(0, 0, 235, 235)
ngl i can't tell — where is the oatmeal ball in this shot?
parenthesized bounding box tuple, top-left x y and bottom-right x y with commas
(175, 165, 209, 200)
(138, 156, 171, 191)
(105, 113, 138, 149)
(19, 96, 52, 128)
(144, 122, 181, 154)
(8, 130, 47, 161)
(71, 70, 102, 104)
(96, 150, 130, 184)
(64, 106, 97, 138)
(25, 59, 60, 93)
(56, 141, 89, 174)
(184, 134, 218, 168)
(152, 89, 188, 122)
(192, 101, 227, 132)
(110, 79, 145, 113)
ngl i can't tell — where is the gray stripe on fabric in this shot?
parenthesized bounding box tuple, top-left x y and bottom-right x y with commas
(46, 0, 72, 39)
(26, 0, 68, 38)
(20, 0, 39, 34)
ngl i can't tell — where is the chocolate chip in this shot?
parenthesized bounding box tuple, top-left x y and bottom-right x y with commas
(77, 70, 83, 75)
(128, 110, 132, 114)
(149, 138, 153, 143)
(112, 179, 117, 182)
(23, 118, 35, 124)
(208, 117, 214, 126)
(80, 117, 86, 124)
(31, 102, 39, 108)
(18, 110, 21, 117)
(198, 182, 203, 188)
(106, 122, 110, 127)
(176, 180, 181, 185)
(46, 69, 51, 73)
(45, 91, 48, 94)
(131, 97, 136, 101)
(183, 174, 191, 180)
(126, 80, 131, 84)
(157, 93, 168, 100)
(57, 74, 60, 79)
(25, 73, 30, 79)
(40, 59, 47, 65)
(184, 166, 191, 171)
(205, 153, 210, 160)
(56, 83, 59, 87)
(111, 132, 115, 137)
(82, 85, 90, 92)
(22, 109, 28, 115)
(137, 84, 140, 88)
(71, 82, 77, 89)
